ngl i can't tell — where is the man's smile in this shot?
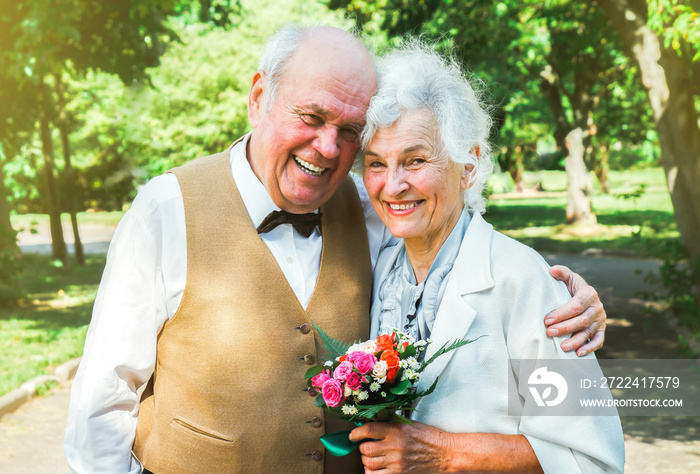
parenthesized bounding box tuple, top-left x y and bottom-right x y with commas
(294, 156, 327, 177)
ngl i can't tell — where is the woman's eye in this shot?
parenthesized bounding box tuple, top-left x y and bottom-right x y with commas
(366, 161, 385, 168)
(409, 158, 426, 166)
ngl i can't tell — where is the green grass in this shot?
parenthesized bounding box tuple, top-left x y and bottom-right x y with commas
(486, 168, 679, 257)
(0, 254, 104, 396)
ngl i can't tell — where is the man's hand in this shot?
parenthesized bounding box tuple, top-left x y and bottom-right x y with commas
(547, 265, 606, 357)
(349, 422, 451, 474)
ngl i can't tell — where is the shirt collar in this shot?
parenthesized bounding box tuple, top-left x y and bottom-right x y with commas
(229, 132, 320, 229)
(229, 132, 283, 228)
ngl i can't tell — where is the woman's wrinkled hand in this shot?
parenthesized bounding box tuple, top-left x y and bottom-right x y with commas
(349, 421, 452, 474)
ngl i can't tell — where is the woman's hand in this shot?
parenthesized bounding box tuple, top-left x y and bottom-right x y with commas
(547, 265, 606, 356)
(349, 423, 543, 473)
(349, 421, 452, 474)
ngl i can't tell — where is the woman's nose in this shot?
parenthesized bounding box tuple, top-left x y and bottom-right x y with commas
(384, 167, 410, 196)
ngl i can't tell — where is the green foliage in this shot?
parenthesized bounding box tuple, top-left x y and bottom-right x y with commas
(649, 0, 700, 62)
(0, 246, 24, 306)
(312, 321, 353, 361)
(644, 240, 700, 336)
(419, 336, 486, 372)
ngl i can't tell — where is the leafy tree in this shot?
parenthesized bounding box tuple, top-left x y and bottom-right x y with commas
(2, 0, 181, 265)
(597, 0, 700, 299)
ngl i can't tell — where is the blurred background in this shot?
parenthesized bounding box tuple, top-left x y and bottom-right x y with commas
(0, 0, 699, 471)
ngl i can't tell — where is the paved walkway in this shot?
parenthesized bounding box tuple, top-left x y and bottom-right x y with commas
(5, 222, 700, 472)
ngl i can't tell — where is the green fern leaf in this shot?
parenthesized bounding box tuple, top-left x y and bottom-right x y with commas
(312, 321, 352, 361)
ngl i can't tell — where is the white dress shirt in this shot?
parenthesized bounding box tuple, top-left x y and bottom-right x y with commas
(63, 134, 394, 474)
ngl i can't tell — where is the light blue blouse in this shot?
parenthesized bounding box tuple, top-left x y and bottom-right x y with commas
(376, 207, 471, 341)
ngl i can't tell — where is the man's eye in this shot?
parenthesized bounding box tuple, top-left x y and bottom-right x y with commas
(301, 114, 322, 124)
(340, 128, 359, 140)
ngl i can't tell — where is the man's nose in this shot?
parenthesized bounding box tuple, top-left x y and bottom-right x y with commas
(313, 126, 340, 159)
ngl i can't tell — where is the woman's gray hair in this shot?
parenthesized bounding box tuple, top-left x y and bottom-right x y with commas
(362, 41, 494, 214)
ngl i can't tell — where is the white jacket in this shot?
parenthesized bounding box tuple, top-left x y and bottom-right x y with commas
(371, 211, 624, 473)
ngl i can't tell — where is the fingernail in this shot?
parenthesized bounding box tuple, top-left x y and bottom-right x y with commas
(548, 328, 558, 336)
(545, 318, 554, 325)
(578, 350, 586, 357)
(561, 343, 572, 351)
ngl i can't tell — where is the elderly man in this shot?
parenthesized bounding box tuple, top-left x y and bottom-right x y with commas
(64, 25, 606, 473)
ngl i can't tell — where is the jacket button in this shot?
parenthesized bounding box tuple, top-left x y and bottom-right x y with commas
(303, 354, 316, 365)
(311, 416, 323, 428)
(311, 450, 322, 461)
(296, 323, 311, 334)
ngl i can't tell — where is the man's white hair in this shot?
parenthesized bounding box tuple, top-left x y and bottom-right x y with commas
(257, 25, 376, 111)
(361, 40, 494, 214)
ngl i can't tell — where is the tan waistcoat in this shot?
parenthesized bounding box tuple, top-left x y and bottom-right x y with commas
(133, 148, 370, 473)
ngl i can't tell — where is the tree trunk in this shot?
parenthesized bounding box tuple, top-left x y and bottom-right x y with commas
(591, 144, 610, 194)
(38, 81, 68, 266)
(599, 0, 700, 268)
(510, 146, 525, 193)
(565, 128, 596, 225)
(55, 74, 84, 265)
(0, 159, 18, 251)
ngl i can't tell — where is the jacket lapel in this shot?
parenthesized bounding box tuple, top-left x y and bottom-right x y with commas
(416, 212, 496, 392)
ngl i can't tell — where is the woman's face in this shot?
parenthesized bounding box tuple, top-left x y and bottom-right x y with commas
(363, 110, 472, 246)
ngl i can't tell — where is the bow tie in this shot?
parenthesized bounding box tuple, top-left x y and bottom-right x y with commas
(256, 210, 323, 238)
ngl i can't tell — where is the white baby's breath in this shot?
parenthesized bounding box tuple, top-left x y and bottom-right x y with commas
(356, 391, 369, 401)
(341, 404, 358, 416)
(369, 382, 381, 392)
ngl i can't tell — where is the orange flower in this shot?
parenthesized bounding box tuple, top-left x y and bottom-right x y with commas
(380, 350, 400, 383)
(375, 334, 395, 353)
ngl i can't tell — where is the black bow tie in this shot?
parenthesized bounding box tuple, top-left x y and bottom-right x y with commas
(256, 210, 323, 238)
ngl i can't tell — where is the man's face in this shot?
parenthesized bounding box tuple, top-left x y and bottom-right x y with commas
(247, 37, 376, 213)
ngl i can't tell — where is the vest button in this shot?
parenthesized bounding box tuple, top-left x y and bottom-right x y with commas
(297, 323, 311, 334)
(311, 450, 323, 461)
(306, 387, 318, 397)
(311, 416, 323, 428)
(303, 354, 316, 365)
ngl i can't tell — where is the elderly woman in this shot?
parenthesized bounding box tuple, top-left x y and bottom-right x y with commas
(349, 44, 624, 473)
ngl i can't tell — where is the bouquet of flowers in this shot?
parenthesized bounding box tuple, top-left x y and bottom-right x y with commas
(305, 323, 482, 455)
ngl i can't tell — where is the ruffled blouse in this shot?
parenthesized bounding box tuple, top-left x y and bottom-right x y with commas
(375, 208, 471, 340)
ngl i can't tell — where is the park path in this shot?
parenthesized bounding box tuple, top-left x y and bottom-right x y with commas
(3, 221, 699, 472)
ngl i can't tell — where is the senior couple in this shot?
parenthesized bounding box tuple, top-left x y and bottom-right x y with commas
(65, 25, 624, 473)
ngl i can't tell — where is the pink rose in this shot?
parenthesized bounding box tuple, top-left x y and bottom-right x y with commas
(322, 379, 345, 408)
(311, 371, 331, 390)
(345, 371, 364, 391)
(347, 351, 377, 375)
(333, 361, 354, 381)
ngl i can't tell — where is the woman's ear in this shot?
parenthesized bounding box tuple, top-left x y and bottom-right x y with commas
(460, 165, 474, 190)
(248, 71, 266, 128)
(461, 146, 481, 189)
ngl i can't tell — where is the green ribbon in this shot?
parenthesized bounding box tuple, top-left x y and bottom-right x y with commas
(320, 430, 360, 456)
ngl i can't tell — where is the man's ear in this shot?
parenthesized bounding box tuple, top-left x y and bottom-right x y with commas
(248, 71, 266, 128)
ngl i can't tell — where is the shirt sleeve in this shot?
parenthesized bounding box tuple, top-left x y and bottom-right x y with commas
(64, 184, 171, 473)
(350, 172, 397, 269)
